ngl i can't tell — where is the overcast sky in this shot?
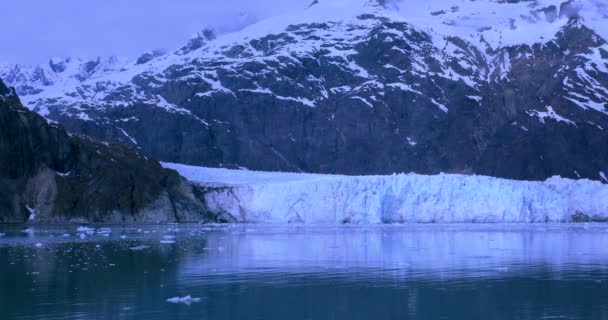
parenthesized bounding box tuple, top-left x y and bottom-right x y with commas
(0, 0, 309, 64)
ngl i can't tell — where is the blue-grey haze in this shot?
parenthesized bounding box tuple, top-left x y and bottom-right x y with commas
(0, 0, 309, 64)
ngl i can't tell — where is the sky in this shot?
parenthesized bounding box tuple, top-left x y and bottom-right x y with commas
(3, 0, 607, 65)
(0, 0, 310, 64)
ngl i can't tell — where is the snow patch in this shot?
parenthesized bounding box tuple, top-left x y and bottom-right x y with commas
(527, 106, 576, 126)
(26, 205, 36, 222)
(407, 137, 417, 146)
(118, 128, 138, 145)
(56, 171, 71, 177)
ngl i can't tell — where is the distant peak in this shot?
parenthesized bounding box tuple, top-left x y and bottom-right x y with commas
(0, 78, 11, 95)
(0, 78, 16, 98)
(559, 0, 584, 19)
(135, 49, 168, 65)
(306, 0, 383, 9)
(176, 28, 217, 55)
(48, 57, 71, 73)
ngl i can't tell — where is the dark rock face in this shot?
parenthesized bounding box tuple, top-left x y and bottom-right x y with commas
(3, 10, 608, 182)
(0, 79, 220, 224)
(571, 211, 608, 223)
(136, 49, 168, 65)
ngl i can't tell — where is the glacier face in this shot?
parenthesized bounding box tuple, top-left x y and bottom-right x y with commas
(164, 163, 608, 224)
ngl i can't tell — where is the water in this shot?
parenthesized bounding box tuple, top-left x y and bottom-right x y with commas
(1, 224, 608, 320)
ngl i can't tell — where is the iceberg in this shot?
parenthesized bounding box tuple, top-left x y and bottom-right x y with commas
(166, 295, 201, 305)
(77, 226, 95, 233)
(163, 163, 608, 224)
(129, 245, 150, 251)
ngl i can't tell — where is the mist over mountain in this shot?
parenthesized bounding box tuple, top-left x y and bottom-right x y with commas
(0, 0, 311, 64)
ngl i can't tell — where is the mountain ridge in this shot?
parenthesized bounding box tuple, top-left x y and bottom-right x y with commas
(2, 0, 607, 181)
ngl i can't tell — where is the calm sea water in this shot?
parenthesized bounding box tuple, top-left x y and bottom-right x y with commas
(1, 224, 608, 320)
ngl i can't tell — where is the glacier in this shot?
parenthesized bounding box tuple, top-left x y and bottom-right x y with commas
(163, 163, 608, 224)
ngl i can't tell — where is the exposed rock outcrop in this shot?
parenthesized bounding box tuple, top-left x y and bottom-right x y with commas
(0, 79, 219, 224)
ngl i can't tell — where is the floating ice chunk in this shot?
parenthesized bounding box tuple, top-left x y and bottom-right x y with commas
(129, 245, 150, 251)
(62, 233, 70, 237)
(97, 228, 112, 235)
(0, 233, 5, 237)
(80, 233, 86, 239)
(22, 228, 34, 234)
(120, 235, 127, 239)
(77, 226, 95, 233)
(35, 243, 43, 248)
(166, 295, 201, 305)
(160, 240, 176, 244)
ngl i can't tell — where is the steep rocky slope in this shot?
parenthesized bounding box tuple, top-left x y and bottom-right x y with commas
(2, 0, 608, 181)
(0, 79, 218, 223)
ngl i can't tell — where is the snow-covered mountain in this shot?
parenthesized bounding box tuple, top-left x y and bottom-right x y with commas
(2, 0, 608, 181)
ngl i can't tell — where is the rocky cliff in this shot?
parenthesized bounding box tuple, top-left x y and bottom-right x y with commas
(0, 79, 219, 223)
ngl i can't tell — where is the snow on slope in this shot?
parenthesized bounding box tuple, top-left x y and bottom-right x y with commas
(163, 163, 608, 224)
(387, 0, 608, 49)
(6, 0, 607, 114)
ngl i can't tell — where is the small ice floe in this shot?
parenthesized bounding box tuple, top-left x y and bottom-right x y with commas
(166, 295, 201, 305)
(120, 235, 127, 239)
(129, 245, 149, 251)
(0, 233, 5, 237)
(35, 243, 43, 248)
(22, 228, 34, 234)
(62, 233, 71, 237)
(79, 233, 86, 240)
(77, 226, 95, 234)
(97, 228, 112, 236)
(160, 235, 176, 244)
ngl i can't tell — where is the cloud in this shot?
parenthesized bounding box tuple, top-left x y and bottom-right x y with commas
(0, 0, 310, 64)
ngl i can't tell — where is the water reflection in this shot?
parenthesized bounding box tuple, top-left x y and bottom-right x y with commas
(0, 224, 607, 319)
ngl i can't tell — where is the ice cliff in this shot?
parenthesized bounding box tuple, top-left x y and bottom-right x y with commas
(164, 163, 608, 223)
